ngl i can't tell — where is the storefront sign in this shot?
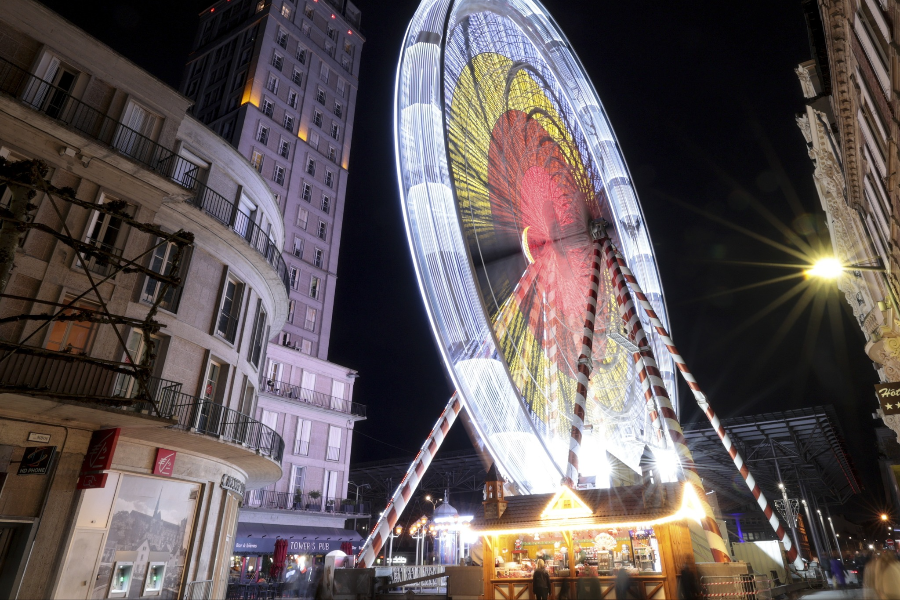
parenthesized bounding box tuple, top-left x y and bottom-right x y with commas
(81, 428, 121, 472)
(17, 446, 55, 475)
(77, 472, 108, 490)
(234, 538, 351, 555)
(27, 432, 51, 443)
(221, 474, 245, 496)
(153, 449, 176, 477)
(875, 383, 900, 415)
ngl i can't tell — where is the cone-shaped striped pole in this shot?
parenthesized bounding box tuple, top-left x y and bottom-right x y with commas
(605, 238, 804, 570)
(599, 232, 731, 563)
(356, 394, 462, 568)
(565, 232, 604, 487)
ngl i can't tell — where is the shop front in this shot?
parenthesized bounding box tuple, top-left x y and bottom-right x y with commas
(474, 480, 707, 599)
(231, 524, 362, 585)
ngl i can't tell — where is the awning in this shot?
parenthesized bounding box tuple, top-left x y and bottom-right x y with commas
(234, 523, 363, 555)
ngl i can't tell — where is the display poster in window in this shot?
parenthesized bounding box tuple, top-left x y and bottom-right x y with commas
(17, 446, 55, 475)
(875, 382, 900, 416)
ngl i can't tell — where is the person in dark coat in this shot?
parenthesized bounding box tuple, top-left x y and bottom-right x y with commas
(577, 566, 601, 599)
(615, 567, 632, 600)
(677, 564, 703, 599)
(532, 559, 551, 600)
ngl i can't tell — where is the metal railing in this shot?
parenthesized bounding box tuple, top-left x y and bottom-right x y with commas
(261, 379, 366, 417)
(161, 391, 285, 463)
(700, 575, 773, 600)
(184, 580, 213, 600)
(187, 183, 290, 292)
(80, 237, 125, 277)
(0, 56, 290, 295)
(242, 489, 369, 514)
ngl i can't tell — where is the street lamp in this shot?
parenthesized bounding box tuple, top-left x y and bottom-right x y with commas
(806, 258, 844, 279)
(347, 481, 371, 537)
(388, 526, 403, 566)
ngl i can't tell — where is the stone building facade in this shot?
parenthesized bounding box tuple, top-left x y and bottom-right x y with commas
(0, 0, 290, 597)
(795, 1, 900, 443)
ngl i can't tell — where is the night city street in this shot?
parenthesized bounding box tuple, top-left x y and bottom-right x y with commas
(0, 0, 899, 598)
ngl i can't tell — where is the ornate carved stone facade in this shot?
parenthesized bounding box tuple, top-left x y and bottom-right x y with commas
(796, 0, 900, 441)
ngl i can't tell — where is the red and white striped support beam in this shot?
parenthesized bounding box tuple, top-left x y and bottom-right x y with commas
(565, 232, 604, 488)
(605, 237, 804, 570)
(599, 232, 731, 563)
(356, 394, 462, 568)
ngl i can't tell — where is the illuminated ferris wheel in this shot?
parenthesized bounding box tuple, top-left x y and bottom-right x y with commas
(395, 0, 677, 494)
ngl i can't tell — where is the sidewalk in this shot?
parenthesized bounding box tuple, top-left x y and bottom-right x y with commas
(798, 588, 865, 599)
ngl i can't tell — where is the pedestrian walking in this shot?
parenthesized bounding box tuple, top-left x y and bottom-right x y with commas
(532, 559, 551, 600)
(830, 552, 846, 590)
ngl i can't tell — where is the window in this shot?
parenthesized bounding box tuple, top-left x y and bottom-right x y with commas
(256, 124, 269, 144)
(280, 4, 292, 19)
(272, 53, 284, 71)
(290, 465, 306, 501)
(344, 41, 352, 55)
(297, 206, 308, 229)
(331, 380, 345, 411)
(141, 239, 185, 312)
(333, 101, 342, 118)
(279, 138, 290, 159)
(328, 146, 336, 162)
(305, 306, 317, 330)
(261, 409, 278, 430)
(341, 56, 350, 71)
(317, 221, 327, 241)
(309, 130, 319, 150)
(216, 276, 244, 343)
(287, 299, 296, 323)
(294, 419, 311, 455)
(262, 97, 274, 117)
(326, 426, 341, 461)
(248, 300, 267, 368)
(327, 25, 337, 41)
(321, 195, 330, 214)
(316, 88, 326, 104)
(309, 276, 320, 299)
(324, 170, 334, 188)
(288, 89, 298, 108)
(324, 469, 340, 505)
(336, 78, 346, 98)
(289, 266, 299, 289)
(239, 47, 252, 66)
(116, 101, 159, 158)
(320, 63, 330, 82)
(313, 247, 324, 268)
(313, 110, 323, 127)
(273, 164, 285, 185)
(301, 339, 312, 355)
(266, 74, 279, 93)
(81, 194, 127, 277)
(301, 370, 316, 391)
(291, 69, 303, 86)
(296, 47, 307, 64)
(304, 4, 313, 19)
(330, 123, 340, 139)
(306, 157, 316, 176)
(301, 183, 312, 202)
(280, 331, 291, 346)
(283, 113, 295, 131)
(301, 23, 310, 37)
(233, 71, 247, 91)
(277, 28, 288, 47)
(45, 295, 99, 353)
(326, 43, 335, 58)
(292, 237, 303, 258)
(239, 379, 256, 416)
(202, 359, 223, 401)
(250, 150, 264, 173)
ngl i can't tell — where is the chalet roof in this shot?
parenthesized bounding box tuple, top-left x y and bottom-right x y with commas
(471, 482, 687, 533)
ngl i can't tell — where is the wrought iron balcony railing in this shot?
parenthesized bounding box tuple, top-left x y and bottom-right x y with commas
(262, 379, 366, 418)
(160, 391, 285, 463)
(242, 489, 370, 514)
(0, 56, 290, 295)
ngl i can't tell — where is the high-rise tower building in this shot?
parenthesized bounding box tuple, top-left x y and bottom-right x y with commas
(181, 0, 368, 568)
(182, 0, 363, 360)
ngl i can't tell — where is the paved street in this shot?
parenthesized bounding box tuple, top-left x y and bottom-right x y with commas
(800, 589, 865, 599)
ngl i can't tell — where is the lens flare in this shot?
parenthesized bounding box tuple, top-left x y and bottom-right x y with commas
(806, 258, 843, 279)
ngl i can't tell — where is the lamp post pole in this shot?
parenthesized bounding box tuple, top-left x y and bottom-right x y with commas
(771, 437, 803, 562)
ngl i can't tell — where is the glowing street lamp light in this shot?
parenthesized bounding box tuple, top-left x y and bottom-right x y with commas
(806, 258, 844, 279)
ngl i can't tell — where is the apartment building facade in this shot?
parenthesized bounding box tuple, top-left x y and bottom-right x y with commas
(0, 1, 292, 598)
(794, 0, 900, 445)
(181, 0, 368, 567)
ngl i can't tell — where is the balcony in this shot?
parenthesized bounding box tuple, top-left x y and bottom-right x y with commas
(0, 352, 285, 477)
(0, 56, 289, 294)
(262, 379, 366, 418)
(243, 489, 370, 515)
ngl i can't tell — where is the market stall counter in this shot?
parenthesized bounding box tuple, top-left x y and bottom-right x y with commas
(474, 478, 711, 599)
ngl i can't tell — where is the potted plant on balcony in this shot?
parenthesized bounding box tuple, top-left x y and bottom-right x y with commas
(341, 498, 354, 513)
(307, 490, 321, 511)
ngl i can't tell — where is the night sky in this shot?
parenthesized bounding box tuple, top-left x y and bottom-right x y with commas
(38, 1, 884, 520)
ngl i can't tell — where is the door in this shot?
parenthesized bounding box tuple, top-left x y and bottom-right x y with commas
(44, 66, 77, 119)
(115, 102, 158, 160)
(330, 380, 345, 411)
(0, 522, 34, 599)
(54, 530, 105, 600)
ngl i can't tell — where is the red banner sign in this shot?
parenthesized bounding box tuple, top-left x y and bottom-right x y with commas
(77, 472, 108, 490)
(81, 428, 121, 473)
(153, 448, 176, 477)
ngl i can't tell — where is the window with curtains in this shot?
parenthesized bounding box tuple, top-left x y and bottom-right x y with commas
(294, 419, 311, 455)
(326, 425, 341, 461)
